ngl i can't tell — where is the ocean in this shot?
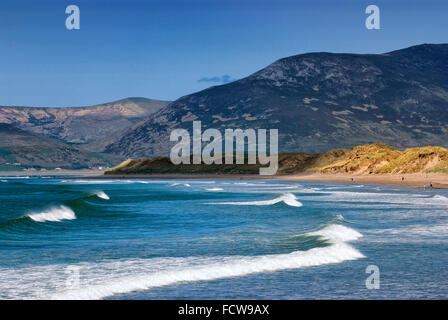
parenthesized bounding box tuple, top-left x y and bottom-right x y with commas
(0, 176, 447, 299)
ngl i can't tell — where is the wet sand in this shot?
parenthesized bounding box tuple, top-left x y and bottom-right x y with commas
(0, 169, 104, 176)
(278, 173, 448, 189)
(75, 172, 448, 189)
(2, 170, 446, 189)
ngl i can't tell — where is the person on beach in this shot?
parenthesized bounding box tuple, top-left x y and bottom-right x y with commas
(402, 176, 405, 182)
(430, 182, 433, 188)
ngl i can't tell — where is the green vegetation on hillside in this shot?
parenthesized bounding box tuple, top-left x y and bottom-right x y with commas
(0, 123, 123, 169)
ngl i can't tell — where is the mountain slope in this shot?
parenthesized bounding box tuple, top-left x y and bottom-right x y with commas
(103, 44, 448, 158)
(0, 124, 122, 170)
(0, 97, 170, 145)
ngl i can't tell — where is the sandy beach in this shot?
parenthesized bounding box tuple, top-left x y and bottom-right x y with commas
(277, 173, 448, 189)
(2, 169, 447, 189)
(47, 171, 448, 189)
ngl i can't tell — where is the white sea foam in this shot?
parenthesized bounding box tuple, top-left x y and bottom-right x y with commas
(297, 189, 448, 207)
(0, 176, 29, 179)
(307, 224, 363, 242)
(63, 179, 154, 185)
(233, 183, 272, 187)
(0, 224, 364, 299)
(171, 181, 215, 187)
(94, 191, 110, 200)
(206, 187, 224, 192)
(207, 193, 303, 207)
(27, 206, 76, 222)
(432, 195, 448, 203)
(45, 224, 363, 300)
(370, 222, 448, 237)
(63, 180, 118, 184)
(247, 186, 318, 194)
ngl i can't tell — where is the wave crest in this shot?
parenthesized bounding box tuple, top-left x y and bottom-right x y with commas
(307, 224, 363, 243)
(205, 187, 224, 192)
(48, 224, 362, 300)
(432, 195, 448, 202)
(27, 206, 76, 222)
(94, 191, 110, 200)
(207, 193, 303, 207)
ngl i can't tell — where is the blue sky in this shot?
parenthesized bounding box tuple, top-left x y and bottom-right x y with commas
(0, 0, 447, 106)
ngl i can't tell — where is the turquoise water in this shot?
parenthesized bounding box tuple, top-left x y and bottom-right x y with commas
(0, 177, 447, 299)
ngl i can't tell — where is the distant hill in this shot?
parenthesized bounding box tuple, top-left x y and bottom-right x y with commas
(0, 97, 170, 145)
(104, 143, 448, 175)
(0, 124, 123, 170)
(102, 44, 448, 158)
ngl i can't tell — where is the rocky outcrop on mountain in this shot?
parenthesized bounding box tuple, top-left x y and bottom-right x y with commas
(103, 44, 448, 158)
(0, 97, 169, 145)
(0, 124, 123, 170)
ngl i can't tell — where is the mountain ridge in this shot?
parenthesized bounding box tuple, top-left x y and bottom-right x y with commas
(0, 97, 170, 145)
(103, 43, 448, 158)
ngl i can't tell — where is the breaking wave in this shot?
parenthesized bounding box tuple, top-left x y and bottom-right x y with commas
(206, 187, 224, 192)
(94, 191, 110, 200)
(49, 224, 363, 300)
(306, 224, 363, 242)
(26, 206, 76, 223)
(207, 193, 303, 207)
(432, 195, 448, 203)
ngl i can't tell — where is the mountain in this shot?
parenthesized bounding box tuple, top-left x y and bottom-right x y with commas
(0, 97, 170, 145)
(103, 44, 448, 158)
(105, 143, 448, 175)
(0, 124, 122, 170)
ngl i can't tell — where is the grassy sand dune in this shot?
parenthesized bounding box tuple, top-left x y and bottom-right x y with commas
(105, 143, 448, 175)
(317, 144, 448, 174)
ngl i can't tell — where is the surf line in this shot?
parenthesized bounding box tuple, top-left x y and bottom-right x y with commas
(169, 120, 278, 175)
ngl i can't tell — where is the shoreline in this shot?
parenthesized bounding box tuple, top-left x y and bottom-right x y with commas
(0, 170, 104, 176)
(277, 173, 448, 189)
(1, 171, 446, 189)
(74, 172, 448, 189)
